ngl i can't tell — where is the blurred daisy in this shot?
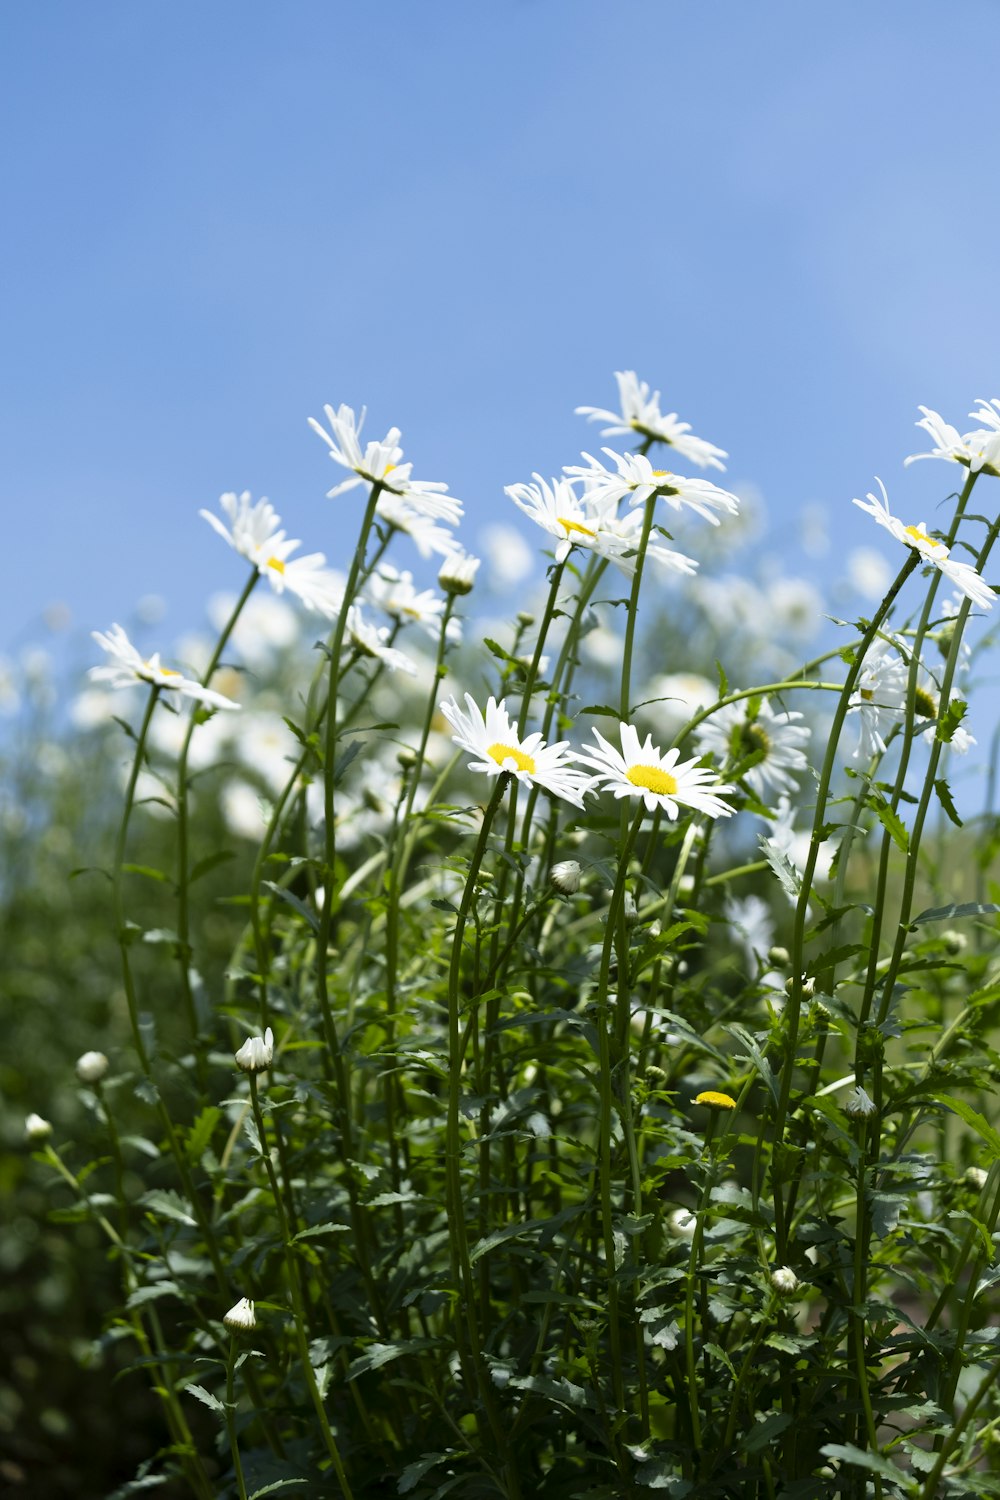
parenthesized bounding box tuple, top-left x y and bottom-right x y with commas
(346, 605, 418, 676)
(847, 637, 909, 760)
(854, 481, 995, 610)
(579, 722, 734, 820)
(565, 449, 739, 525)
(913, 676, 976, 755)
(440, 693, 591, 807)
(696, 699, 810, 800)
(367, 565, 460, 641)
(309, 402, 462, 520)
(90, 625, 240, 709)
(506, 474, 698, 579)
(576, 371, 727, 471)
(201, 492, 344, 618)
(724, 893, 775, 968)
(904, 401, 1000, 478)
(376, 493, 461, 559)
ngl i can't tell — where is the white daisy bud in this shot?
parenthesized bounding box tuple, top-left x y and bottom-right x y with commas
(223, 1296, 256, 1332)
(768, 946, 790, 968)
(844, 1085, 877, 1118)
(770, 1266, 800, 1297)
(668, 1208, 697, 1241)
(76, 1050, 109, 1084)
(25, 1113, 53, 1143)
(965, 1167, 989, 1190)
(438, 550, 481, 596)
(550, 860, 582, 895)
(942, 930, 967, 955)
(623, 892, 638, 925)
(235, 1027, 274, 1073)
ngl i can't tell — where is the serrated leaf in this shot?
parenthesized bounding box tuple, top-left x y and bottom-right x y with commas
(759, 836, 801, 899)
(935, 696, 967, 743)
(869, 797, 908, 853)
(140, 1189, 197, 1227)
(261, 881, 319, 933)
(579, 703, 622, 719)
(247, 1482, 309, 1499)
(912, 901, 1000, 925)
(935, 1094, 1000, 1159)
(184, 1382, 225, 1413)
(346, 1338, 442, 1380)
(933, 777, 963, 827)
(741, 1411, 792, 1454)
(398, 1453, 454, 1495)
(820, 1442, 914, 1489)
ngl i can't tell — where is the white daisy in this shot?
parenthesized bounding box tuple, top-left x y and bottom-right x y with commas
(200, 492, 345, 618)
(854, 481, 995, 610)
(696, 699, 810, 800)
(346, 605, 418, 676)
(90, 625, 240, 710)
(376, 493, 462, 559)
(904, 402, 1000, 477)
(565, 449, 740, 526)
(505, 474, 698, 579)
(366, 565, 460, 642)
(913, 675, 976, 755)
(440, 693, 591, 808)
(847, 637, 909, 760)
(724, 893, 775, 969)
(578, 721, 734, 820)
(308, 402, 462, 520)
(575, 371, 728, 471)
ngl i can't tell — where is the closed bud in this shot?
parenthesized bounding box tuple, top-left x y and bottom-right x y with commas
(669, 1208, 697, 1241)
(770, 1265, 800, 1297)
(550, 860, 582, 895)
(966, 1166, 989, 1191)
(623, 892, 638, 925)
(768, 946, 790, 968)
(844, 1085, 877, 1118)
(76, 1050, 110, 1085)
(25, 1113, 53, 1143)
(235, 1027, 274, 1074)
(438, 550, 481, 596)
(223, 1296, 256, 1332)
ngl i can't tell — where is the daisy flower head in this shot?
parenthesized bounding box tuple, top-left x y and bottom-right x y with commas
(309, 402, 462, 521)
(376, 493, 462, 560)
(695, 698, 810, 801)
(854, 480, 995, 610)
(90, 625, 240, 710)
(505, 474, 698, 579)
(579, 721, 734, 820)
(346, 605, 418, 676)
(439, 693, 591, 808)
(847, 637, 909, 761)
(565, 450, 740, 525)
(905, 401, 1000, 478)
(366, 565, 460, 642)
(201, 492, 344, 618)
(575, 371, 728, 471)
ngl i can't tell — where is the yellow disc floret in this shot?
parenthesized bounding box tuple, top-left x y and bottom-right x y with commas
(487, 743, 536, 774)
(694, 1090, 737, 1111)
(267, 556, 286, 575)
(556, 517, 596, 540)
(627, 764, 678, 796)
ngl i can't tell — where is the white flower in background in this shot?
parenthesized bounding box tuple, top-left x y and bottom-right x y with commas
(642, 672, 717, 736)
(576, 371, 728, 471)
(845, 1085, 877, 1118)
(724, 894, 775, 969)
(346, 605, 418, 676)
(440, 693, 591, 807)
(148, 702, 232, 770)
(668, 1207, 697, 1240)
(579, 722, 734, 820)
(25, 1113, 53, 1143)
(376, 493, 461, 559)
(479, 523, 536, 589)
(208, 591, 302, 672)
(439, 548, 481, 596)
(848, 637, 909, 760)
(221, 779, 271, 841)
(550, 859, 582, 894)
(230, 711, 299, 792)
(76, 1051, 109, 1084)
(566, 449, 740, 524)
(854, 481, 995, 610)
(309, 402, 462, 521)
(223, 1297, 256, 1332)
(696, 698, 810, 800)
(913, 674, 976, 755)
(367, 565, 460, 642)
(201, 492, 344, 618)
(904, 401, 1000, 477)
(90, 626, 240, 710)
(847, 547, 893, 601)
(234, 1027, 273, 1073)
(506, 475, 698, 579)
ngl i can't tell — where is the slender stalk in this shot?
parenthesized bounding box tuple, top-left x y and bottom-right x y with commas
(225, 1336, 249, 1500)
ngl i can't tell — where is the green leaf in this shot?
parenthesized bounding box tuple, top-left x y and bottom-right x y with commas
(759, 836, 801, 899)
(869, 796, 908, 853)
(261, 882, 319, 933)
(741, 1411, 792, 1454)
(912, 901, 1000, 925)
(469, 1217, 550, 1264)
(934, 1094, 1000, 1159)
(140, 1189, 197, 1227)
(935, 696, 967, 743)
(247, 1483, 308, 1498)
(579, 703, 622, 719)
(715, 659, 729, 697)
(184, 1382, 225, 1414)
(933, 777, 963, 827)
(346, 1338, 442, 1381)
(398, 1453, 454, 1495)
(185, 1107, 221, 1165)
(126, 1281, 182, 1310)
(190, 849, 235, 884)
(820, 1443, 916, 1490)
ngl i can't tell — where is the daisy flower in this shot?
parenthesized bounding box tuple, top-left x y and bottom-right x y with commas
(847, 637, 909, 760)
(696, 698, 810, 800)
(366, 565, 460, 642)
(440, 693, 591, 807)
(912, 675, 976, 755)
(575, 371, 728, 471)
(904, 401, 1000, 478)
(565, 449, 740, 525)
(505, 475, 698, 579)
(854, 480, 995, 609)
(200, 492, 344, 618)
(309, 402, 462, 520)
(346, 605, 418, 676)
(90, 625, 240, 709)
(376, 493, 462, 559)
(578, 721, 734, 820)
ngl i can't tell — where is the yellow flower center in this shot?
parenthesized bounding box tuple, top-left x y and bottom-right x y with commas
(627, 764, 678, 796)
(694, 1090, 737, 1111)
(267, 556, 286, 575)
(860, 687, 874, 701)
(557, 517, 596, 540)
(487, 742, 536, 774)
(650, 469, 673, 478)
(144, 660, 180, 678)
(914, 686, 937, 719)
(904, 524, 943, 554)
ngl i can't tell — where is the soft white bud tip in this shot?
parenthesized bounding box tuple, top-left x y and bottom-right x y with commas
(235, 1027, 274, 1073)
(770, 1265, 800, 1297)
(76, 1050, 110, 1084)
(25, 1113, 53, 1143)
(550, 860, 582, 894)
(223, 1296, 256, 1331)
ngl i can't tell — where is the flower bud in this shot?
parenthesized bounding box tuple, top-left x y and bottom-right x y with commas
(942, 929, 967, 956)
(550, 860, 582, 895)
(844, 1084, 877, 1118)
(623, 892, 638, 925)
(223, 1297, 256, 1332)
(768, 946, 790, 968)
(668, 1208, 697, 1240)
(770, 1265, 800, 1297)
(235, 1027, 274, 1074)
(438, 550, 481, 596)
(25, 1113, 53, 1143)
(965, 1166, 989, 1191)
(76, 1050, 109, 1085)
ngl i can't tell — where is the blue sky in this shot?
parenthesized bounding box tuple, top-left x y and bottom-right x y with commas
(4, 0, 1000, 655)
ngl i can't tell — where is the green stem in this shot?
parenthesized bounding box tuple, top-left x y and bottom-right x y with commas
(225, 1336, 249, 1500)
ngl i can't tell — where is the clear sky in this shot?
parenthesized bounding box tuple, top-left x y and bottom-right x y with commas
(4, 0, 1000, 654)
